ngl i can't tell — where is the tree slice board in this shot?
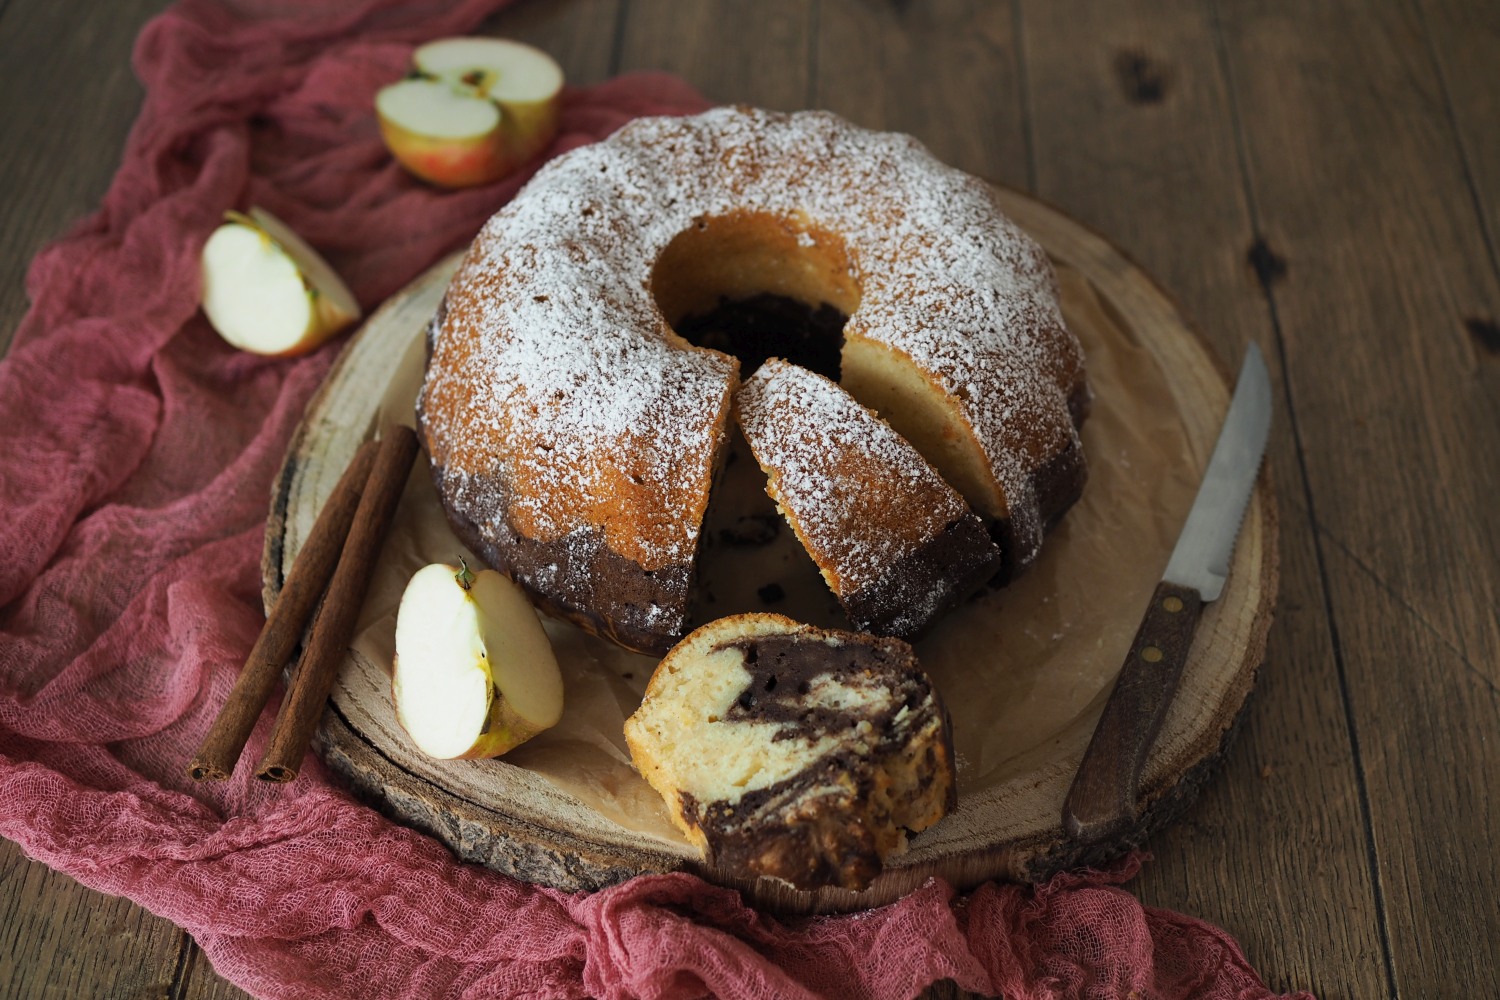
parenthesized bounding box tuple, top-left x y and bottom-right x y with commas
(263, 188, 1278, 915)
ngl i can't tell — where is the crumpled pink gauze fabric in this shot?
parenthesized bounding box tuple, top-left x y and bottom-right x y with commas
(0, 1, 1316, 998)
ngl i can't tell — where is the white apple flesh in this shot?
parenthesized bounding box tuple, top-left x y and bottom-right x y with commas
(376, 37, 563, 188)
(393, 562, 564, 760)
(200, 208, 360, 356)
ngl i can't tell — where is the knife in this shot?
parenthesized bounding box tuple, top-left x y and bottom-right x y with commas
(1062, 342, 1273, 843)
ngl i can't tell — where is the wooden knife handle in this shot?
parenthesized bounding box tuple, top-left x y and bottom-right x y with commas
(1063, 580, 1204, 843)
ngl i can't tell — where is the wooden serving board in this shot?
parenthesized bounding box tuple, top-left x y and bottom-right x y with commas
(263, 189, 1278, 914)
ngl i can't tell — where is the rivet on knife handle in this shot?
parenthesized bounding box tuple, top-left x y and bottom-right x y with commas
(1063, 580, 1204, 843)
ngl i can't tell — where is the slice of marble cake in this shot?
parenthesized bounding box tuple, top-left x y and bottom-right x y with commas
(624, 612, 956, 891)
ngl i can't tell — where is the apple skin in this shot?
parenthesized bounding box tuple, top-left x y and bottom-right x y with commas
(199, 209, 360, 357)
(377, 96, 559, 189)
(375, 37, 563, 189)
(445, 695, 549, 761)
(392, 562, 563, 760)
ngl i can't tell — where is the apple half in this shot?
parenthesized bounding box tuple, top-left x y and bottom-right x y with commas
(199, 208, 361, 356)
(376, 37, 564, 188)
(393, 562, 564, 759)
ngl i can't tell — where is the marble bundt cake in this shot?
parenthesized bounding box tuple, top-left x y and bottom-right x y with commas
(417, 106, 1089, 654)
(623, 613, 956, 891)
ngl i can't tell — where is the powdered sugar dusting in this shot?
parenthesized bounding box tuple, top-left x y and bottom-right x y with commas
(737, 360, 969, 594)
(421, 105, 1081, 584)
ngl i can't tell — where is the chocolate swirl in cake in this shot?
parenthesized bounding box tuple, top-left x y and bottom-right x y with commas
(624, 614, 956, 892)
(719, 632, 930, 737)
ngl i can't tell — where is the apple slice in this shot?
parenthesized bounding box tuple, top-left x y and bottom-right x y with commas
(392, 561, 564, 759)
(376, 37, 564, 188)
(199, 208, 360, 356)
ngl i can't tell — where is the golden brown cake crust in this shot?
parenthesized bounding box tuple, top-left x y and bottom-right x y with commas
(736, 360, 1003, 639)
(419, 107, 1089, 652)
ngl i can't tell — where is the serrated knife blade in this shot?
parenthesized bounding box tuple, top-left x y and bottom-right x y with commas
(1062, 343, 1272, 843)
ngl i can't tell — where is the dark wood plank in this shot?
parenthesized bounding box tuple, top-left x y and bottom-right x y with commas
(1021, 0, 1265, 345)
(0, 0, 168, 356)
(918, 980, 975, 1000)
(0, 837, 191, 999)
(1215, 0, 1500, 993)
(616, 0, 813, 109)
(482, 0, 622, 86)
(1218, 0, 1500, 672)
(180, 949, 255, 1000)
(1417, 0, 1500, 289)
(1017, 4, 1389, 996)
(1137, 497, 1393, 999)
(815, 0, 1030, 187)
(1318, 540, 1500, 995)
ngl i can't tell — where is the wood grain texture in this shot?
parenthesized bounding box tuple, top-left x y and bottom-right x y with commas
(1016, 3, 1393, 995)
(1220, 0, 1500, 675)
(1217, 1, 1500, 993)
(1415, 0, 1500, 317)
(815, 0, 1030, 186)
(617, 0, 813, 109)
(483, 0, 622, 85)
(0, 0, 166, 356)
(1320, 541, 1500, 995)
(0, 837, 191, 1000)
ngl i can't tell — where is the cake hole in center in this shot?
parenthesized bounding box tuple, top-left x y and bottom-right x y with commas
(651, 210, 860, 379)
(676, 295, 847, 380)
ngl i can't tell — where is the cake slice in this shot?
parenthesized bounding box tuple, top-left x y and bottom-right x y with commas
(623, 613, 956, 891)
(839, 288, 1090, 578)
(734, 359, 1003, 639)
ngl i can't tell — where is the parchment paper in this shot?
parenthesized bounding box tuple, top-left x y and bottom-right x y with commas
(350, 263, 1198, 842)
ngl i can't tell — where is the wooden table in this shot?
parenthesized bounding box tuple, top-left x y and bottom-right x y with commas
(2, 1, 1496, 997)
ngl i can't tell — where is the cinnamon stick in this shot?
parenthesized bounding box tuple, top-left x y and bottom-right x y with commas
(188, 437, 380, 781)
(255, 424, 420, 782)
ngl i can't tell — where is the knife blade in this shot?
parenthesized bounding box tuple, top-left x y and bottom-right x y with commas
(1062, 342, 1272, 843)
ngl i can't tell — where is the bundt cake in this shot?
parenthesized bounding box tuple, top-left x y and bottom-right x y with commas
(737, 359, 1002, 639)
(417, 106, 1089, 654)
(623, 613, 956, 891)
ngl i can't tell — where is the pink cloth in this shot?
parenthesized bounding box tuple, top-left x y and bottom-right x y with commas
(0, 1, 1315, 997)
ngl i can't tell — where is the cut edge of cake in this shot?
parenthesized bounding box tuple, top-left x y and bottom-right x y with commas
(624, 612, 957, 892)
